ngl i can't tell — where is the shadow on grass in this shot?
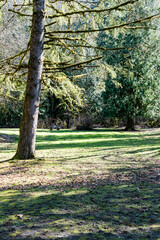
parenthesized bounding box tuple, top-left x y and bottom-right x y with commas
(0, 134, 19, 142)
(0, 159, 15, 164)
(0, 164, 159, 240)
(36, 137, 160, 153)
(1, 128, 160, 160)
(0, 133, 18, 153)
(36, 132, 139, 143)
(127, 146, 160, 155)
(35, 129, 160, 153)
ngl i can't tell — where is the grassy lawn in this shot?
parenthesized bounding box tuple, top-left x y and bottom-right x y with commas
(0, 128, 160, 240)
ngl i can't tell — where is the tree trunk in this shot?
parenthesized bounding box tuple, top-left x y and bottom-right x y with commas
(13, 0, 45, 159)
(66, 117, 70, 129)
(125, 117, 135, 131)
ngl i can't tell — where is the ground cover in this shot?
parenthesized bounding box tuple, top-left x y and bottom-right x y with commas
(0, 128, 160, 240)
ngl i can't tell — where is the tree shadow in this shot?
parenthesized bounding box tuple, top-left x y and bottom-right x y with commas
(0, 159, 14, 164)
(1, 128, 160, 156)
(36, 131, 140, 143)
(0, 164, 159, 240)
(0, 133, 19, 142)
(36, 136, 160, 151)
(126, 146, 160, 156)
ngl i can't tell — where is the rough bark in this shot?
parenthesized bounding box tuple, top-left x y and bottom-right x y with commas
(125, 117, 135, 131)
(14, 0, 45, 159)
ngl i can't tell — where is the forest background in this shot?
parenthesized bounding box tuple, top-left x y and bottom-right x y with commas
(0, 0, 160, 131)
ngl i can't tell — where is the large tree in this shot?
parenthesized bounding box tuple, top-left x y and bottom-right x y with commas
(101, 31, 160, 130)
(14, 0, 45, 159)
(99, 0, 160, 130)
(0, 0, 159, 158)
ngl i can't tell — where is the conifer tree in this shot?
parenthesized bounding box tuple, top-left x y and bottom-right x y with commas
(99, 0, 160, 130)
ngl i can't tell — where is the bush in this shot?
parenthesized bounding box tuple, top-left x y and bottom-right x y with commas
(75, 115, 94, 130)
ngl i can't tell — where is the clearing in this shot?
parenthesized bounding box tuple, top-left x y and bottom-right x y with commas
(0, 128, 160, 240)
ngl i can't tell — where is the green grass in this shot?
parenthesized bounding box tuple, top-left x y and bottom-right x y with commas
(0, 128, 160, 240)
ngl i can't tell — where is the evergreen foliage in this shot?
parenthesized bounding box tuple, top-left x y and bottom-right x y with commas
(98, 0, 160, 130)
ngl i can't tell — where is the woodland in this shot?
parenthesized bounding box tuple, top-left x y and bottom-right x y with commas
(0, 0, 160, 239)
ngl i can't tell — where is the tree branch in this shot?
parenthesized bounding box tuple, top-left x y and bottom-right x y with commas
(8, 9, 32, 17)
(46, 14, 160, 34)
(47, 0, 138, 18)
(44, 55, 103, 70)
(45, 42, 136, 51)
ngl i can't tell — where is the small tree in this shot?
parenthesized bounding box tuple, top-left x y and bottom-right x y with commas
(40, 76, 84, 128)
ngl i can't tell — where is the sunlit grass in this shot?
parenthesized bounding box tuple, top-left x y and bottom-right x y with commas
(0, 128, 160, 239)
